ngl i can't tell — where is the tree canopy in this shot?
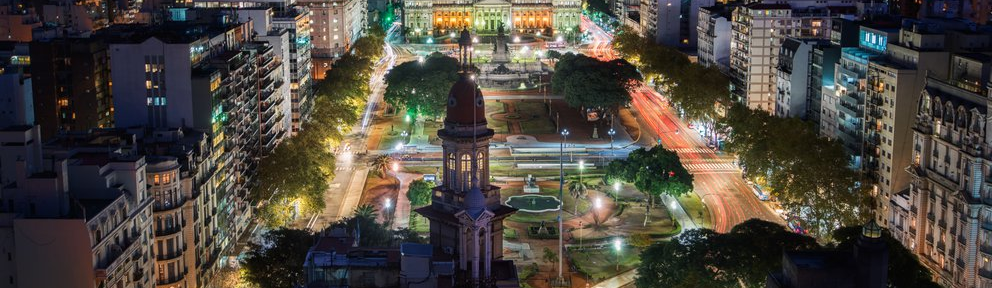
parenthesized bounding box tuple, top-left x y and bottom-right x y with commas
(551, 52, 641, 109)
(606, 146, 693, 198)
(611, 26, 730, 121)
(407, 179, 434, 207)
(719, 103, 870, 237)
(254, 32, 383, 227)
(241, 228, 315, 288)
(384, 53, 461, 118)
(636, 219, 819, 288)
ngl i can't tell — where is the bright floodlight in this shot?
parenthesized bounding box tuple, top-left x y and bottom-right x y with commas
(426, 38, 434, 44)
(613, 238, 622, 251)
(418, 56, 425, 63)
(613, 182, 620, 191)
(385, 198, 392, 209)
(472, 37, 479, 43)
(556, 35, 563, 42)
(394, 143, 403, 151)
(594, 197, 602, 209)
(513, 36, 520, 43)
(670, 201, 677, 210)
(450, 32, 456, 38)
(391, 162, 399, 172)
(561, 129, 570, 136)
(405, 114, 411, 123)
(578, 160, 584, 169)
(608, 128, 616, 136)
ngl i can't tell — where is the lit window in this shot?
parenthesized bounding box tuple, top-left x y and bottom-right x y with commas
(146, 80, 152, 89)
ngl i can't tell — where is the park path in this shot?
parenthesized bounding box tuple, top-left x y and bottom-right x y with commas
(390, 172, 418, 229)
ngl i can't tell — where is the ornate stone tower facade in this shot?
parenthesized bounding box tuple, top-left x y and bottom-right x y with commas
(414, 29, 517, 285)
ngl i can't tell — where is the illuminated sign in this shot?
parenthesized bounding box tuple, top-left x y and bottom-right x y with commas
(859, 29, 887, 52)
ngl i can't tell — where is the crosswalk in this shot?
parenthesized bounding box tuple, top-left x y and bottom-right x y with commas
(682, 162, 740, 173)
(672, 147, 716, 154)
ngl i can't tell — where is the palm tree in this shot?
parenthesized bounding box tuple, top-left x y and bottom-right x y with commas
(566, 178, 588, 215)
(369, 154, 392, 177)
(353, 204, 378, 220)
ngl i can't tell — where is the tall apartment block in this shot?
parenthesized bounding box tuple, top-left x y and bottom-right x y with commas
(29, 37, 114, 139)
(105, 11, 282, 285)
(272, 6, 313, 133)
(0, 57, 33, 127)
(299, 0, 366, 79)
(0, 125, 157, 288)
(0, 5, 41, 41)
(697, 3, 734, 71)
(640, 0, 713, 48)
(729, 0, 854, 113)
(903, 71, 992, 288)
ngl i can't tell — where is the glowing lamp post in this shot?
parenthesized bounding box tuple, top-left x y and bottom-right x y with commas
(557, 128, 570, 281)
(613, 238, 623, 271)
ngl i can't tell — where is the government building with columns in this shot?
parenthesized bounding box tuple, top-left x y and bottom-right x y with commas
(403, 0, 581, 37)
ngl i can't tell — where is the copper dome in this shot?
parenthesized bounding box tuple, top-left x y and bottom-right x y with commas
(445, 74, 486, 125)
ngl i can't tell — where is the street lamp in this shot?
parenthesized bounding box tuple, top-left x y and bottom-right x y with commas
(613, 181, 620, 202)
(608, 128, 616, 149)
(557, 128, 570, 281)
(613, 238, 623, 271)
(391, 162, 399, 172)
(578, 160, 585, 182)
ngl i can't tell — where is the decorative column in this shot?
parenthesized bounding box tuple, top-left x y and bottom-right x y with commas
(460, 228, 468, 270)
(484, 227, 493, 277)
(472, 226, 481, 279)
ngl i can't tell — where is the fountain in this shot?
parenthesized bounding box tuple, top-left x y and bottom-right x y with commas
(475, 22, 548, 89)
(505, 194, 561, 213)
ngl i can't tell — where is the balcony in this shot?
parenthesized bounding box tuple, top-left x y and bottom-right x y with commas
(156, 270, 187, 286)
(156, 245, 185, 261)
(155, 224, 183, 237)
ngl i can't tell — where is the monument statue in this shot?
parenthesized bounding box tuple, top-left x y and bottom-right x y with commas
(492, 21, 511, 63)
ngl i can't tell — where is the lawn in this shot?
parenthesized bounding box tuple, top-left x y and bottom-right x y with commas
(569, 247, 642, 282)
(515, 101, 556, 135)
(504, 186, 591, 225)
(678, 192, 712, 229)
(409, 212, 430, 233)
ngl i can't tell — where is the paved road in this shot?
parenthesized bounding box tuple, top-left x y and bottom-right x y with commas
(308, 26, 406, 230)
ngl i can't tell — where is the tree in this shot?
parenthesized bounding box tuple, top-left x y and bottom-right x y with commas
(719, 103, 870, 237)
(407, 179, 434, 207)
(629, 233, 653, 248)
(384, 53, 460, 119)
(241, 229, 314, 288)
(369, 154, 393, 177)
(636, 220, 819, 288)
(606, 146, 693, 225)
(831, 226, 940, 288)
(253, 33, 384, 227)
(552, 52, 641, 110)
(566, 178, 588, 215)
(353, 204, 378, 220)
(542, 247, 558, 272)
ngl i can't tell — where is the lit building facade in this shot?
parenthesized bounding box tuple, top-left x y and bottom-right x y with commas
(402, 0, 581, 38)
(730, 1, 848, 113)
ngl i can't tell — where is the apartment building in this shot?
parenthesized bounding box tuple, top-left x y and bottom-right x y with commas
(774, 38, 826, 119)
(272, 7, 314, 133)
(299, 0, 366, 79)
(817, 18, 861, 138)
(0, 64, 32, 128)
(697, 3, 734, 71)
(730, 1, 854, 113)
(0, 6, 41, 42)
(833, 26, 895, 168)
(29, 37, 114, 139)
(640, 0, 713, 48)
(904, 74, 992, 288)
(0, 125, 156, 288)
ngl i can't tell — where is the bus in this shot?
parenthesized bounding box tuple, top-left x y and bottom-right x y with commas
(751, 183, 770, 201)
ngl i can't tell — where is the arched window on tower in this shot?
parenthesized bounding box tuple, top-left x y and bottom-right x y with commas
(477, 151, 486, 185)
(446, 153, 456, 187)
(461, 154, 472, 191)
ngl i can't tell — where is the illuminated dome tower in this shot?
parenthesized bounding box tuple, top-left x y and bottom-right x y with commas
(414, 29, 517, 286)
